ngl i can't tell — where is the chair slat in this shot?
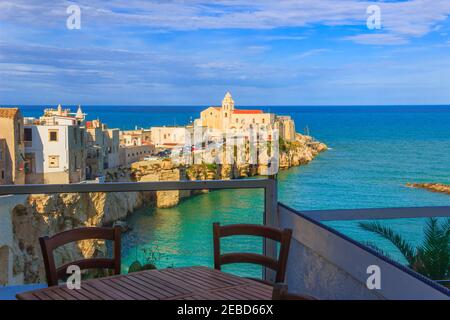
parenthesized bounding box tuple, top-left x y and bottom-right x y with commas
(218, 223, 284, 241)
(44, 227, 116, 250)
(56, 258, 116, 279)
(220, 253, 279, 271)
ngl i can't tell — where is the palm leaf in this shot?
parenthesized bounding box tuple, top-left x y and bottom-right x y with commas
(415, 218, 450, 280)
(359, 221, 416, 266)
(441, 218, 450, 237)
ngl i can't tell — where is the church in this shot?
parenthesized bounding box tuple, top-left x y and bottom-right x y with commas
(199, 92, 296, 141)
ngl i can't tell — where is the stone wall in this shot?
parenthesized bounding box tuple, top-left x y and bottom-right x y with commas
(0, 195, 29, 285)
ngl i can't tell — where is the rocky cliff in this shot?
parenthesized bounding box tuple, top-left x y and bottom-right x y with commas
(406, 182, 450, 195)
(279, 133, 327, 169)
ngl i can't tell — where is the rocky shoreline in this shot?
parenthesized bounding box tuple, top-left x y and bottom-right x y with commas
(1, 133, 327, 284)
(406, 182, 450, 196)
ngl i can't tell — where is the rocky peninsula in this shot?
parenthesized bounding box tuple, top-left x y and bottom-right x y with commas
(406, 182, 450, 196)
(1, 133, 327, 285)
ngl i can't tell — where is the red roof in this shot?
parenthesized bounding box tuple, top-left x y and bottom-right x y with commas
(85, 121, 93, 128)
(233, 109, 263, 115)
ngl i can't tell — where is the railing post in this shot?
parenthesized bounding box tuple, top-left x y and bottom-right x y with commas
(263, 174, 278, 282)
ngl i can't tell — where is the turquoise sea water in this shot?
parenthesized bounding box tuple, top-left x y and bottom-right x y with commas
(19, 105, 450, 276)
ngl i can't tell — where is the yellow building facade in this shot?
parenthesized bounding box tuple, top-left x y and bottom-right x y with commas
(0, 108, 25, 185)
(200, 92, 274, 132)
(200, 92, 295, 141)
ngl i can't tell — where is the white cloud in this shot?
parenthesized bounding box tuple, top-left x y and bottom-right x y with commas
(343, 34, 409, 45)
(295, 49, 329, 59)
(263, 35, 307, 41)
(0, 0, 449, 44)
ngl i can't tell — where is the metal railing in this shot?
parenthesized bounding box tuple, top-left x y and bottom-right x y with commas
(298, 206, 450, 221)
(0, 177, 278, 282)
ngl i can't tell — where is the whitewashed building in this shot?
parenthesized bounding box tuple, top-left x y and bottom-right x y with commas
(23, 106, 86, 184)
(119, 129, 154, 166)
(150, 126, 189, 148)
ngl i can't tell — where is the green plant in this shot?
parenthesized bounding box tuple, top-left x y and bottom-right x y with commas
(141, 246, 161, 270)
(359, 218, 450, 281)
(279, 137, 288, 153)
(127, 245, 162, 273)
(128, 260, 143, 273)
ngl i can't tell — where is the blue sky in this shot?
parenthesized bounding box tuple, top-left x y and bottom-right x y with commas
(0, 0, 449, 106)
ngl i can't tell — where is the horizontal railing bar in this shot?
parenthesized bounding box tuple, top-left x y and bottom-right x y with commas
(299, 206, 450, 221)
(0, 179, 273, 195)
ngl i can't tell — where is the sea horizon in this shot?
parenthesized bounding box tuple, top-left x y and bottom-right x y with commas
(7, 104, 450, 107)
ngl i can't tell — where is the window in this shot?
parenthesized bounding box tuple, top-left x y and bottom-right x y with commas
(49, 129, 59, 142)
(262, 118, 265, 124)
(0, 149, 2, 160)
(24, 128, 32, 142)
(48, 155, 59, 168)
(253, 118, 255, 124)
(1, 171, 4, 179)
(80, 130, 84, 146)
(236, 118, 238, 123)
(225, 112, 227, 118)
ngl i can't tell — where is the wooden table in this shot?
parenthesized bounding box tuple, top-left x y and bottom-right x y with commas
(16, 266, 273, 300)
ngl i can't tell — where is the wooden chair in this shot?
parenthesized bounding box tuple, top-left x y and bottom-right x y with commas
(39, 226, 121, 286)
(272, 283, 317, 300)
(213, 222, 292, 284)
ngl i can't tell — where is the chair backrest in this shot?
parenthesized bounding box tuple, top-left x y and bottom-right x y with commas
(213, 223, 292, 283)
(272, 283, 317, 300)
(39, 226, 121, 286)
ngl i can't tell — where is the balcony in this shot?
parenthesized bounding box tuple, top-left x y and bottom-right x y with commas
(0, 179, 449, 300)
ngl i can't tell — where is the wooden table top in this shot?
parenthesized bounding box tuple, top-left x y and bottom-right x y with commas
(16, 266, 273, 300)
